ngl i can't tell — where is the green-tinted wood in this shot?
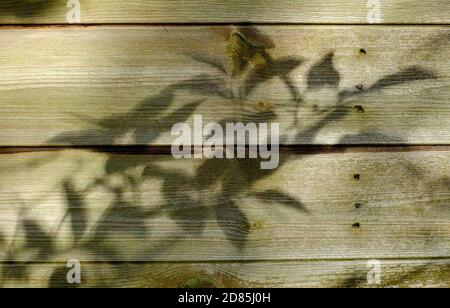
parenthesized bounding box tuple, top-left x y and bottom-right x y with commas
(0, 0, 449, 24)
(1, 259, 449, 288)
(0, 26, 449, 146)
(0, 150, 448, 262)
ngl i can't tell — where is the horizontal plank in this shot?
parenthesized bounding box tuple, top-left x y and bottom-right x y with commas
(1, 259, 448, 288)
(0, 1, 449, 24)
(0, 26, 449, 146)
(0, 150, 448, 262)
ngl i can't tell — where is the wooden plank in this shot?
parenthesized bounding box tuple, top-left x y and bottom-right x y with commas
(0, 26, 449, 146)
(1, 259, 448, 288)
(0, 1, 449, 24)
(0, 150, 448, 262)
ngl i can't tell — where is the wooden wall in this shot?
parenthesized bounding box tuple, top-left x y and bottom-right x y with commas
(0, 0, 449, 288)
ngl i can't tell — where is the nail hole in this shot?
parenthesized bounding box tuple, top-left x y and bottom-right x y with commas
(352, 223, 361, 229)
(354, 105, 365, 113)
(356, 84, 364, 90)
(359, 48, 367, 56)
(354, 174, 361, 180)
(355, 203, 362, 209)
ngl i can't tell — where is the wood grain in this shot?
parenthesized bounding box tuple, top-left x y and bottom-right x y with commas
(0, 5, 449, 288)
(0, 26, 449, 146)
(0, 0, 449, 24)
(0, 150, 448, 262)
(1, 259, 448, 288)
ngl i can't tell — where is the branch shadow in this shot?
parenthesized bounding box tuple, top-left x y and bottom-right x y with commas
(0, 26, 447, 288)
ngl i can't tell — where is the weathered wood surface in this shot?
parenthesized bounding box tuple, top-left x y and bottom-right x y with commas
(0, 1, 449, 289)
(0, 0, 449, 24)
(0, 150, 448, 262)
(1, 259, 448, 288)
(0, 26, 449, 146)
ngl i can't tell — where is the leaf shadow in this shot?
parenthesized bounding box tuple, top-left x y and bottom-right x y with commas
(307, 52, 340, 90)
(0, 0, 57, 18)
(22, 219, 54, 260)
(63, 180, 88, 243)
(42, 26, 443, 256)
(339, 66, 438, 102)
(3, 25, 446, 287)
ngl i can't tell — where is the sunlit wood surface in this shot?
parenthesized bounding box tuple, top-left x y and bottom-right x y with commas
(0, 1, 449, 288)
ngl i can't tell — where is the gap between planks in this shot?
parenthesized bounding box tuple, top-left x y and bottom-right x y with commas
(2, 256, 450, 265)
(0, 145, 450, 156)
(0, 23, 450, 30)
